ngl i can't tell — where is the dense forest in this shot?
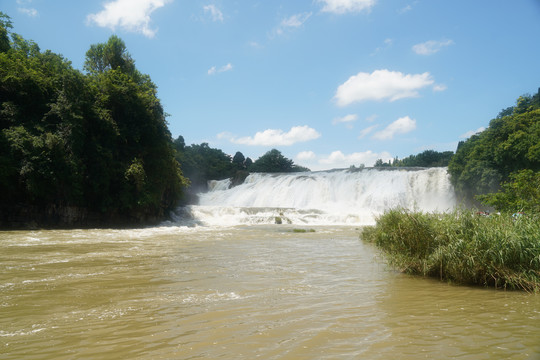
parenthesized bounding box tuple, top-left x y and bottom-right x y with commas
(373, 150, 454, 168)
(0, 14, 187, 227)
(447, 91, 540, 213)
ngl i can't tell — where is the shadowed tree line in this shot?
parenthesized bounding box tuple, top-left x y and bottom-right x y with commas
(374, 150, 454, 168)
(448, 90, 540, 213)
(0, 13, 187, 227)
(173, 137, 309, 196)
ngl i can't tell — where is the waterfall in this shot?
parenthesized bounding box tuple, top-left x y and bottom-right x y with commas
(174, 168, 457, 226)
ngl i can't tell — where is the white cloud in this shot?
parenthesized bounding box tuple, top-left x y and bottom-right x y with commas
(358, 124, 378, 138)
(318, 0, 376, 14)
(248, 41, 262, 48)
(332, 114, 358, 125)
(399, 5, 412, 13)
(18, 7, 38, 17)
(334, 69, 434, 106)
(372, 116, 416, 140)
(398, 1, 418, 14)
(87, 0, 171, 38)
(365, 114, 378, 122)
(208, 63, 233, 75)
(412, 39, 454, 55)
(296, 151, 317, 161)
(229, 125, 321, 146)
(203, 4, 224, 22)
(433, 84, 447, 92)
(319, 150, 392, 168)
(274, 12, 312, 36)
(460, 127, 485, 139)
(17, 0, 38, 17)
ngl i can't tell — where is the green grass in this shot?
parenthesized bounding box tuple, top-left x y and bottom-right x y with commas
(292, 228, 316, 233)
(361, 209, 540, 292)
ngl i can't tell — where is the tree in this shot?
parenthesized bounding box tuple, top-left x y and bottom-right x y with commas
(390, 150, 454, 167)
(0, 12, 12, 53)
(249, 149, 309, 173)
(476, 169, 540, 214)
(0, 20, 187, 226)
(174, 139, 236, 190)
(374, 159, 390, 167)
(84, 35, 135, 76)
(448, 91, 540, 204)
(232, 151, 246, 169)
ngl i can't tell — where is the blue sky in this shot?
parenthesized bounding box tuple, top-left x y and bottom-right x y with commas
(3, 0, 540, 170)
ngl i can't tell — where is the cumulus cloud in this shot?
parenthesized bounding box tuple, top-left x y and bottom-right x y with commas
(372, 116, 416, 140)
(237, 126, 321, 146)
(460, 127, 485, 139)
(412, 39, 454, 55)
(433, 84, 447, 92)
(332, 114, 358, 126)
(18, 7, 38, 17)
(87, 0, 171, 38)
(318, 0, 376, 14)
(228, 125, 321, 146)
(334, 69, 434, 106)
(208, 63, 233, 75)
(296, 151, 317, 161)
(17, 0, 38, 17)
(319, 150, 392, 168)
(203, 4, 224, 22)
(274, 12, 312, 36)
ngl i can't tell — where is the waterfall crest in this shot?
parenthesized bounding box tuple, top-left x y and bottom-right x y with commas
(174, 168, 456, 226)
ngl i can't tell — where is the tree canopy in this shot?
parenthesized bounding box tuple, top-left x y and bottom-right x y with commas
(0, 13, 187, 227)
(249, 149, 310, 173)
(374, 150, 454, 168)
(448, 90, 540, 209)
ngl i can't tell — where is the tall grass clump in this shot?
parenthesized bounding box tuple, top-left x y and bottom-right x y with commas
(362, 209, 540, 292)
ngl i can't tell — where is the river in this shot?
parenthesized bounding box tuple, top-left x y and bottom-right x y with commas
(1, 169, 539, 359)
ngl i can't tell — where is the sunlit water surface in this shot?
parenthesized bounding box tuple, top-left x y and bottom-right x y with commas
(1, 226, 538, 359)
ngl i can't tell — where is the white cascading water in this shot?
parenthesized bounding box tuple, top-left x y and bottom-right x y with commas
(174, 168, 456, 226)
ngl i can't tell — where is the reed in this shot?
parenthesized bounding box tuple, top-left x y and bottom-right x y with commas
(361, 209, 540, 292)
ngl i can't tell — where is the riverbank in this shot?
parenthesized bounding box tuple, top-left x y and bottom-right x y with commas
(361, 209, 540, 292)
(0, 204, 168, 230)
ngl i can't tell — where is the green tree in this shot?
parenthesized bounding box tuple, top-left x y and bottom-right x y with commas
(249, 149, 309, 173)
(232, 151, 246, 169)
(174, 140, 236, 190)
(448, 91, 540, 204)
(0, 12, 12, 53)
(392, 150, 454, 167)
(476, 169, 540, 214)
(0, 18, 187, 226)
(84, 35, 135, 76)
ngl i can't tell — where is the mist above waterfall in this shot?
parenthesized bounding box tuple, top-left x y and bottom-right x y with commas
(175, 168, 456, 226)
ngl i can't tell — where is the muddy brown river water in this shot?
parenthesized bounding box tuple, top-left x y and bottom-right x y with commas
(1, 225, 539, 359)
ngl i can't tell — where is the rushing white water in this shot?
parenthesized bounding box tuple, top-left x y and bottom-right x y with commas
(174, 167, 456, 226)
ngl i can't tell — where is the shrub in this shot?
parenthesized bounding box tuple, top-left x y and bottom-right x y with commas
(362, 209, 540, 292)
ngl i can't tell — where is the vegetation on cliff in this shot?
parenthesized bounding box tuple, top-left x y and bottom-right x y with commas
(374, 150, 454, 168)
(447, 91, 540, 206)
(0, 14, 187, 227)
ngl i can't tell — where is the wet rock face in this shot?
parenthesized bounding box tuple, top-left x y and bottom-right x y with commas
(0, 204, 164, 230)
(229, 170, 250, 189)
